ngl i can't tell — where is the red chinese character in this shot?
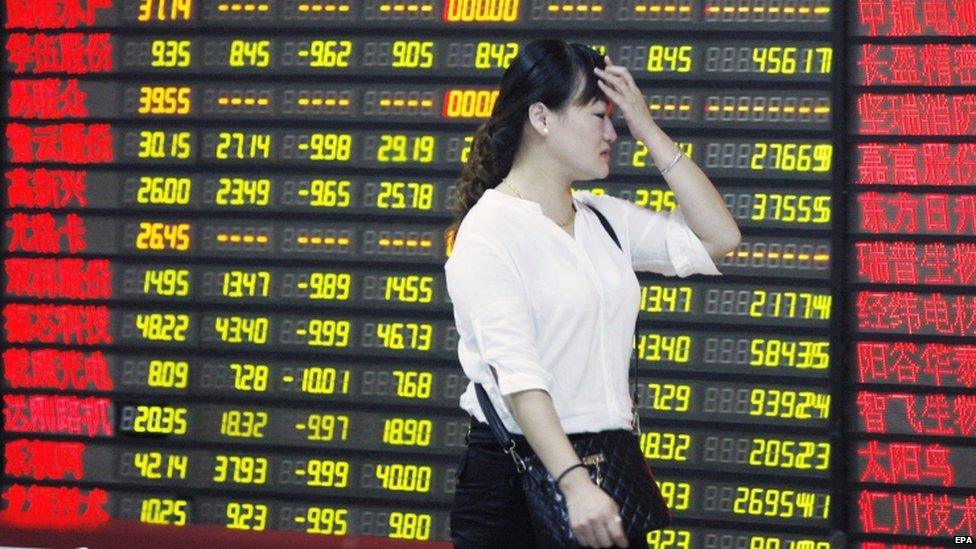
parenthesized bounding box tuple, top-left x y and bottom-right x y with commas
(858, 441, 892, 482)
(79, 488, 109, 527)
(921, 94, 955, 135)
(891, 291, 923, 333)
(891, 143, 921, 184)
(2, 348, 32, 388)
(923, 196, 951, 233)
(859, 192, 890, 233)
(890, 0, 924, 35)
(890, 242, 919, 283)
(856, 241, 892, 283)
(4, 0, 112, 29)
(857, 490, 891, 533)
(28, 213, 61, 252)
(857, 0, 889, 35)
(923, 445, 954, 486)
(856, 391, 891, 432)
(858, 143, 891, 184)
(953, 243, 976, 284)
(858, 94, 890, 134)
(892, 341, 921, 382)
(952, 95, 976, 135)
(891, 46, 921, 84)
(953, 195, 976, 234)
(3, 395, 30, 431)
(920, 242, 954, 283)
(3, 440, 31, 477)
(856, 341, 891, 382)
(955, 0, 976, 34)
(921, 44, 953, 86)
(83, 33, 113, 73)
(12, 78, 88, 119)
(921, 143, 952, 184)
(922, 0, 957, 35)
(956, 346, 976, 387)
(59, 170, 88, 206)
(955, 45, 976, 85)
(890, 192, 920, 232)
(955, 495, 976, 535)
(955, 394, 976, 436)
(921, 394, 955, 435)
(959, 144, 976, 183)
(889, 442, 922, 481)
(60, 213, 86, 253)
(858, 45, 889, 85)
(922, 293, 954, 334)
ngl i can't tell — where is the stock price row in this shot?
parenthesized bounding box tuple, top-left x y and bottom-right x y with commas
(3, 330, 830, 403)
(4, 257, 833, 320)
(6, 126, 835, 180)
(27, 475, 832, 528)
(5, 385, 831, 444)
(7, 80, 834, 130)
(7, 0, 834, 30)
(5, 261, 835, 316)
(4, 216, 832, 279)
(6, 169, 835, 230)
(7, 36, 834, 81)
(6, 430, 834, 492)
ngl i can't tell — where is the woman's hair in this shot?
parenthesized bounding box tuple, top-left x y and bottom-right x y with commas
(448, 39, 607, 241)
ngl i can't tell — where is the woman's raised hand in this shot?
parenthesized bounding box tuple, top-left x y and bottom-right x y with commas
(594, 55, 656, 141)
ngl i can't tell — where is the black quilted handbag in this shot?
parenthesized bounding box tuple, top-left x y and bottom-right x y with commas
(472, 205, 671, 547)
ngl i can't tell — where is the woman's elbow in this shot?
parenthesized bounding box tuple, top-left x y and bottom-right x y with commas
(706, 225, 741, 261)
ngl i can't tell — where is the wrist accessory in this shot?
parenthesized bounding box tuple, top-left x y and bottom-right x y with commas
(555, 463, 587, 487)
(473, 205, 671, 548)
(659, 150, 683, 175)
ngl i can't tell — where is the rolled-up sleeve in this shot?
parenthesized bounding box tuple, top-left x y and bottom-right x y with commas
(445, 235, 553, 396)
(597, 195, 721, 277)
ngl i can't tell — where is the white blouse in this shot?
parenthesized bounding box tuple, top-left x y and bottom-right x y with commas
(445, 189, 720, 434)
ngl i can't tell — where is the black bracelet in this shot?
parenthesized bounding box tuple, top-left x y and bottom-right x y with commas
(555, 463, 587, 487)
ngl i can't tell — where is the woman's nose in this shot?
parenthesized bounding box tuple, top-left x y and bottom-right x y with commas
(604, 117, 617, 143)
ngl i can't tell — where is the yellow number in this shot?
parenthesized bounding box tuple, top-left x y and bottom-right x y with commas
(142, 268, 190, 296)
(213, 455, 268, 485)
(216, 177, 271, 205)
(215, 133, 271, 160)
(304, 459, 350, 487)
(646, 45, 692, 73)
(382, 418, 432, 447)
(657, 481, 691, 510)
(135, 221, 191, 250)
(301, 414, 349, 441)
(384, 275, 434, 303)
(214, 316, 269, 345)
(133, 451, 188, 479)
(377, 322, 433, 351)
(147, 359, 189, 388)
(376, 464, 432, 493)
(229, 363, 269, 391)
(444, 0, 519, 22)
(307, 133, 352, 161)
(133, 405, 188, 434)
(220, 410, 268, 438)
(150, 40, 191, 68)
(135, 313, 190, 341)
(221, 270, 271, 297)
(138, 131, 192, 159)
(445, 89, 499, 118)
(635, 188, 676, 211)
(137, 176, 191, 205)
(302, 507, 348, 535)
(646, 383, 691, 412)
(140, 498, 187, 525)
(640, 432, 691, 461)
(301, 367, 352, 395)
(307, 40, 352, 68)
(226, 502, 267, 530)
(377, 135, 436, 163)
(306, 179, 351, 207)
(393, 370, 433, 399)
(647, 529, 691, 549)
(474, 42, 519, 69)
(229, 40, 270, 68)
(138, 87, 191, 115)
(388, 512, 431, 541)
(138, 0, 192, 22)
(306, 272, 352, 300)
(391, 40, 434, 68)
(377, 181, 435, 209)
(305, 319, 351, 347)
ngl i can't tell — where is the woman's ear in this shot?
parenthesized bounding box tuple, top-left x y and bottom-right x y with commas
(526, 102, 550, 137)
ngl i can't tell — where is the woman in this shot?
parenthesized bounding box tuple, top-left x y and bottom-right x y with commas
(446, 39, 740, 548)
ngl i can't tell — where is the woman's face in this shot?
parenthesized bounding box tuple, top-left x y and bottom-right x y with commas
(546, 95, 617, 181)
